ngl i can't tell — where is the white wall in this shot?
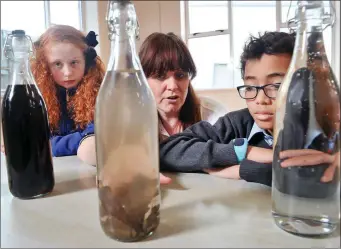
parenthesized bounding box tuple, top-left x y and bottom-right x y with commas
(133, 1, 182, 51)
(82, 1, 101, 55)
(84, 1, 181, 67)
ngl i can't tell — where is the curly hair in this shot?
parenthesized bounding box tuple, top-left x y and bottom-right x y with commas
(139, 32, 202, 128)
(31, 25, 105, 132)
(240, 31, 296, 79)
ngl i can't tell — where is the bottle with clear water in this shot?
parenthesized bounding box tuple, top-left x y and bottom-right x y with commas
(94, 1, 160, 242)
(272, 0, 340, 236)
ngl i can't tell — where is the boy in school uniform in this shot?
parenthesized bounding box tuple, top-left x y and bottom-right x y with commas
(159, 31, 338, 186)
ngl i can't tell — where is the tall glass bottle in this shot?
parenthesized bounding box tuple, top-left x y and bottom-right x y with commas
(95, 1, 161, 242)
(272, 1, 340, 236)
(1, 30, 55, 199)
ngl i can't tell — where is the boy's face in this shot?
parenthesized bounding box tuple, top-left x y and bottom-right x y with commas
(243, 54, 292, 134)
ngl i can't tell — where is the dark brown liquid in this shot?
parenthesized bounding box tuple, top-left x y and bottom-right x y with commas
(1, 84, 54, 199)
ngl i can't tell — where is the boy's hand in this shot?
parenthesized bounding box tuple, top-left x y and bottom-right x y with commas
(1, 144, 4, 155)
(1, 128, 5, 155)
(280, 149, 340, 183)
(203, 165, 241, 180)
(204, 145, 272, 180)
(246, 146, 273, 163)
(160, 173, 172, 184)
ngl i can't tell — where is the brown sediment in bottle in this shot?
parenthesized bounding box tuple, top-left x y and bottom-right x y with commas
(97, 146, 160, 241)
(98, 185, 160, 241)
(307, 35, 340, 138)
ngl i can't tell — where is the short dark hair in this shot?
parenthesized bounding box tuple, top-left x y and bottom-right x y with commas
(240, 31, 296, 78)
(139, 32, 197, 79)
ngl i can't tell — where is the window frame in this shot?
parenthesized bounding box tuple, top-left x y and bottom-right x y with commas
(44, 1, 84, 31)
(185, 1, 234, 86)
(183, 0, 337, 89)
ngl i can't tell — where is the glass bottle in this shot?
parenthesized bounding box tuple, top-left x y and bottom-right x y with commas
(272, 1, 340, 236)
(1, 30, 55, 199)
(95, 1, 161, 242)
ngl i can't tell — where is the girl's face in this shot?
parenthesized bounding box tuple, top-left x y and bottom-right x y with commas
(147, 70, 189, 117)
(45, 42, 86, 89)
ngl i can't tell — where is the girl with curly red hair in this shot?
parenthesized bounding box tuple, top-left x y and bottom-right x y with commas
(31, 25, 105, 158)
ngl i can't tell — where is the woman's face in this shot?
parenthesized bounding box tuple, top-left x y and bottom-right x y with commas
(45, 42, 86, 89)
(147, 70, 190, 117)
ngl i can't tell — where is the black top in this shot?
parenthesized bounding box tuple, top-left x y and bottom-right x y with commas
(160, 108, 273, 186)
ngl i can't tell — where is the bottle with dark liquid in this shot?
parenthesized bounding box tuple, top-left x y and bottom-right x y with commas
(272, 1, 340, 236)
(95, 1, 160, 242)
(1, 30, 54, 199)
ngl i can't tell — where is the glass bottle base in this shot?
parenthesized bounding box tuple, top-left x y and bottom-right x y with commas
(103, 227, 156, 242)
(12, 189, 53, 200)
(272, 212, 339, 237)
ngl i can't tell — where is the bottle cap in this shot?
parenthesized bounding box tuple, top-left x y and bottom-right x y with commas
(12, 30, 26, 36)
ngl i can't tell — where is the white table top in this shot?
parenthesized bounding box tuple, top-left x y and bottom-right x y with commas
(1, 154, 340, 248)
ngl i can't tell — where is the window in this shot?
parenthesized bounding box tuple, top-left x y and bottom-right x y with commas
(231, 1, 276, 87)
(185, 1, 232, 89)
(1, 1, 82, 94)
(188, 34, 232, 89)
(188, 1, 229, 34)
(280, 1, 333, 63)
(49, 1, 82, 30)
(185, 0, 335, 89)
(0, 1, 82, 40)
(213, 63, 232, 88)
(1, 1, 46, 39)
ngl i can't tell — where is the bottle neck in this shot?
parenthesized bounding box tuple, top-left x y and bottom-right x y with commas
(107, 1, 140, 72)
(290, 1, 327, 68)
(111, 32, 140, 71)
(296, 2, 324, 33)
(107, 1, 141, 71)
(9, 58, 32, 85)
